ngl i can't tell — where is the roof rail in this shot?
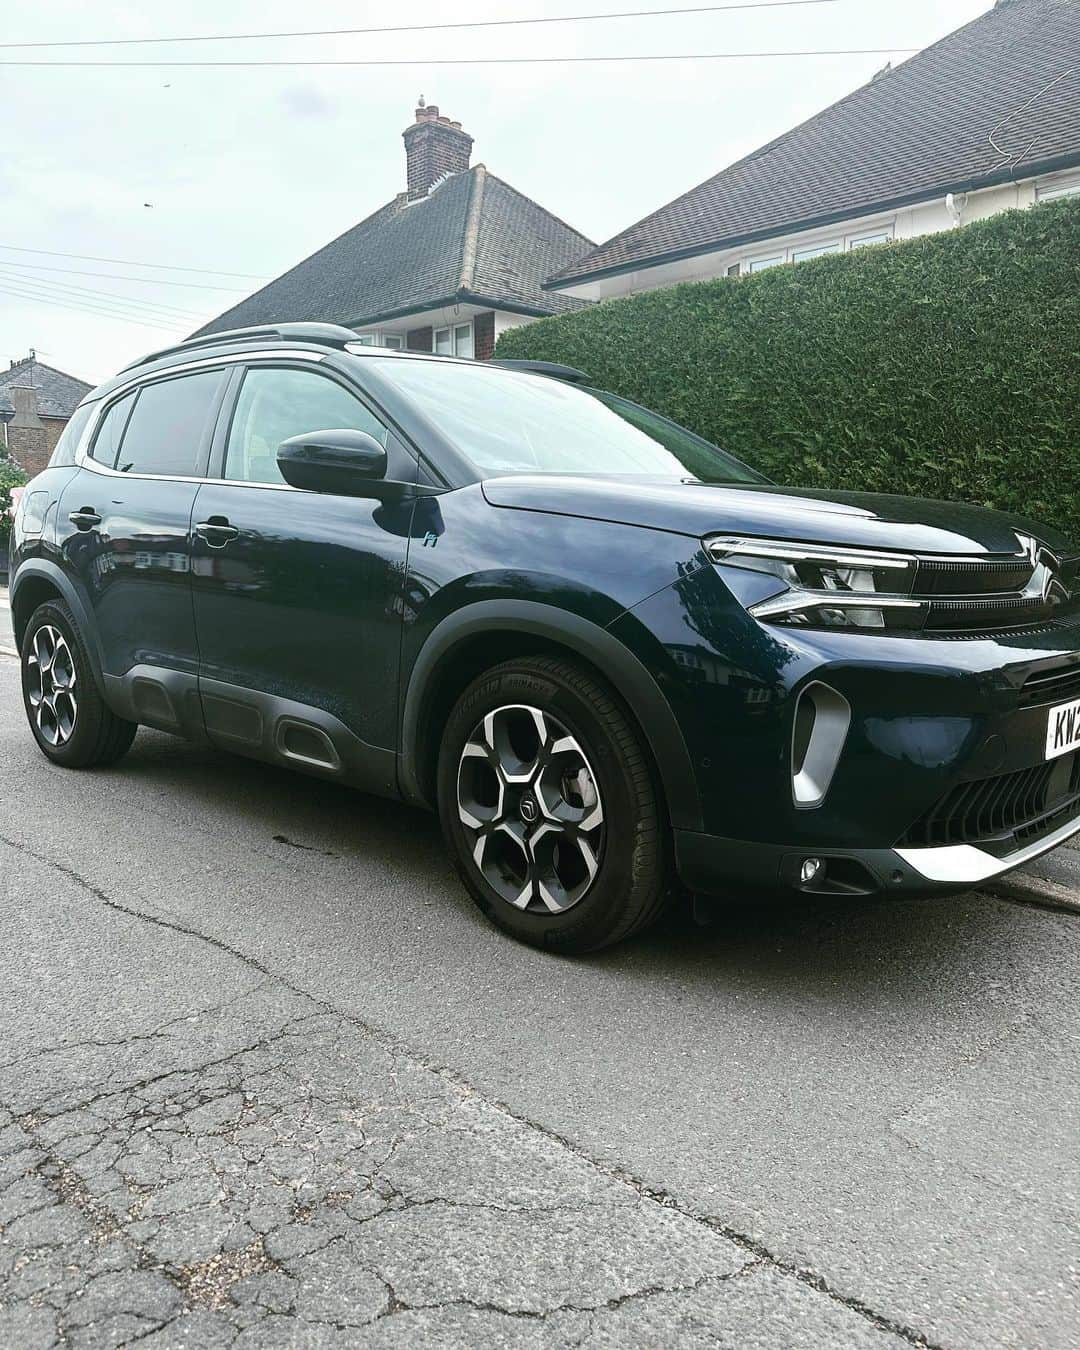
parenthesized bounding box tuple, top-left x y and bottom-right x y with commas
(487, 359, 591, 385)
(120, 322, 360, 372)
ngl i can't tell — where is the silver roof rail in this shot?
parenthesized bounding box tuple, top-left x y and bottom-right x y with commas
(120, 322, 360, 372)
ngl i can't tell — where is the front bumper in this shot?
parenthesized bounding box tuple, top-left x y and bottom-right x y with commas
(676, 806, 1080, 899)
(611, 562, 1080, 894)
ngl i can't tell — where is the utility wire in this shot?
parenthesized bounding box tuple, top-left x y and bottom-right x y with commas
(0, 278, 198, 329)
(0, 48, 922, 68)
(0, 2, 838, 49)
(0, 268, 206, 321)
(0, 259, 254, 292)
(0, 282, 188, 332)
(0, 242, 265, 280)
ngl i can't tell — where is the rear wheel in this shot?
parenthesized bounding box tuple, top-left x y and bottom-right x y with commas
(20, 600, 136, 768)
(438, 656, 668, 953)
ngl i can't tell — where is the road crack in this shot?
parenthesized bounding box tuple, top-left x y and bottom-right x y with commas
(0, 829, 943, 1348)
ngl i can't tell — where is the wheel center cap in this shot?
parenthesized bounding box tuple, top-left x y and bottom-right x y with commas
(520, 794, 539, 824)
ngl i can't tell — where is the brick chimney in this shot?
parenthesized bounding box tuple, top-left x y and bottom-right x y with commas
(403, 98, 473, 200)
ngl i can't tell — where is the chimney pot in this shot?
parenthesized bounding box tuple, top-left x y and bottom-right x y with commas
(402, 101, 474, 199)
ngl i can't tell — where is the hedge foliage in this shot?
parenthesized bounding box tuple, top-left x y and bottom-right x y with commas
(495, 199, 1080, 539)
(0, 459, 28, 559)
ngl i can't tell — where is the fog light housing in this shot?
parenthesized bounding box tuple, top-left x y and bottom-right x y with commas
(800, 857, 825, 885)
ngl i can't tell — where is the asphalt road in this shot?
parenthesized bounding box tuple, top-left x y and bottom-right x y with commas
(1, 593, 1079, 1348)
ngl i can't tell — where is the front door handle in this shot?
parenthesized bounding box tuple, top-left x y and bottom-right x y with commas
(196, 516, 240, 548)
(68, 507, 101, 531)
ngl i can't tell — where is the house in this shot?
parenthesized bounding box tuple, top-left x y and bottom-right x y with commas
(547, 0, 1080, 302)
(196, 101, 593, 357)
(0, 352, 92, 477)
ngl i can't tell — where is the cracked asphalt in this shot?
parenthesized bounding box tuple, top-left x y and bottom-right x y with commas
(1, 595, 1079, 1347)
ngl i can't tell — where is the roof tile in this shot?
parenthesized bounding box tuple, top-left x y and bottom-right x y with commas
(196, 167, 592, 336)
(550, 0, 1080, 287)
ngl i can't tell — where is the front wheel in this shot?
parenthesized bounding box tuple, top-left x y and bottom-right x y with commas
(438, 656, 668, 953)
(20, 600, 137, 768)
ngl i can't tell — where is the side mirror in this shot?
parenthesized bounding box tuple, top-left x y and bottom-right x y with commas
(277, 428, 388, 496)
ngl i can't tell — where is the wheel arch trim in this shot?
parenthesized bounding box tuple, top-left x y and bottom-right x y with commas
(399, 599, 703, 831)
(9, 560, 108, 698)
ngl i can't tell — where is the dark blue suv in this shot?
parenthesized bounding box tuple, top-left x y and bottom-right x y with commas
(10, 323, 1080, 951)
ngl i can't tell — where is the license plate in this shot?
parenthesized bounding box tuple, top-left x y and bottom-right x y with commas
(1046, 697, 1080, 760)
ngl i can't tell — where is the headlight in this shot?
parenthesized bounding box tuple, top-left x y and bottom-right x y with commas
(706, 536, 923, 631)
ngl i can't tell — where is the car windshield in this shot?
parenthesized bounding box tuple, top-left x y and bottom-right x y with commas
(366, 357, 767, 484)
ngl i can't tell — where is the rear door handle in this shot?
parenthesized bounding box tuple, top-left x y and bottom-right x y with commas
(68, 507, 101, 530)
(196, 515, 240, 548)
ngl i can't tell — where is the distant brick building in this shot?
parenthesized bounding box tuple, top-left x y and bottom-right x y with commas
(0, 353, 92, 477)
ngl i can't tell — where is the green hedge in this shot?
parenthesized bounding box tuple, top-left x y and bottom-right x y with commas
(496, 199, 1080, 539)
(0, 459, 28, 560)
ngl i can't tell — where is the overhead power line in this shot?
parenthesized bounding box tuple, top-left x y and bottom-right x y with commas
(0, 242, 265, 280)
(0, 268, 205, 321)
(0, 271, 200, 325)
(0, 48, 922, 68)
(0, 259, 253, 292)
(0, 2, 838, 50)
(0, 282, 188, 332)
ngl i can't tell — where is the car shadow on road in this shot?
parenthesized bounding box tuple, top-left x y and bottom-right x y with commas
(104, 728, 1036, 1005)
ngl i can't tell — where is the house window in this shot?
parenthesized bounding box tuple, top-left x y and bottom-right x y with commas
(354, 332, 404, 348)
(726, 262, 742, 277)
(748, 255, 785, 273)
(849, 231, 892, 250)
(793, 242, 841, 262)
(434, 322, 474, 358)
(1038, 176, 1080, 201)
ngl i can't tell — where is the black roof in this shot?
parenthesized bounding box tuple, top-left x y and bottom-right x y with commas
(0, 356, 92, 418)
(196, 166, 592, 337)
(549, 0, 1080, 288)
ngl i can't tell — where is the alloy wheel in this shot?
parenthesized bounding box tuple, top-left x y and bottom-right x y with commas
(456, 704, 605, 914)
(26, 625, 78, 747)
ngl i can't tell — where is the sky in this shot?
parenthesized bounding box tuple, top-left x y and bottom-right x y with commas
(1, 0, 993, 384)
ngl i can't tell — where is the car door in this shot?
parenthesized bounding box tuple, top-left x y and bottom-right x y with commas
(189, 359, 418, 791)
(58, 367, 229, 682)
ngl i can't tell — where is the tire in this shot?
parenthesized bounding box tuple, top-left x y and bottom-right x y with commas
(438, 656, 668, 953)
(20, 600, 137, 769)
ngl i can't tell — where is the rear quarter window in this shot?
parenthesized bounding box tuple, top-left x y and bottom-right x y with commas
(48, 403, 94, 468)
(89, 392, 136, 467)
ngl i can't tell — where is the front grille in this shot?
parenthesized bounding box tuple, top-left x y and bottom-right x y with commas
(900, 751, 1080, 847)
(1020, 661, 1080, 707)
(904, 547, 1080, 634)
(913, 557, 1034, 596)
(924, 595, 1051, 630)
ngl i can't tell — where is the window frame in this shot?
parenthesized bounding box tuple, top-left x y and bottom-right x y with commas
(105, 368, 229, 480)
(847, 230, 893, 250)
(434, 322, 474, 359)
(792, 241, 842, 263)
(48, 403, 96, 469)
(209, 357, 420, 489)
(354, 331, 406, 349)
(728, 220, 896, 274)
(1037, 173, 1080, 202)
(87, 389, 137, 468)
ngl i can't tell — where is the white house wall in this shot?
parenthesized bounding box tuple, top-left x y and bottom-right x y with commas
(558, 168, 1080, 302)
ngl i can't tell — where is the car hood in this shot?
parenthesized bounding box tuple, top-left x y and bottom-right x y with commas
(481, 476, 1072, 557)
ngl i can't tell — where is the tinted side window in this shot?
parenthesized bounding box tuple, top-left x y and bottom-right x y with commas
(225, 367, 390, 486)
(115, 370, 225, 477)
(89, 392, 136, 466)
(48, 404, 95, 468)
